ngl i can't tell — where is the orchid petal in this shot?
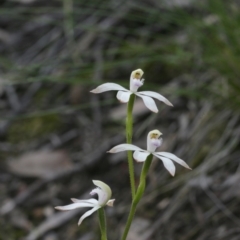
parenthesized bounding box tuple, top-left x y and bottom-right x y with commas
(130, 69, 144, 92)
(135, 94, 158, 113)
(90, 83, 128, 93)
(151, 138, 162, 148)
(133, 151, 150, 162)
(155, 152, 191, 169)
(147, 130, 163, 152)
(92, 180, 112, 206)
(78, 206, 100, 226)
(130, 69, 144, 81)
(138, 91, 173, 107)
(55, 202, 95, 211)
(117, 91, 132, 103)
(71, 198, 98, 205)
(154, 155, 176, 176)
(106, 199, 115, 207)
(130, 79, 144, 92)
(108, 144, 144, 153)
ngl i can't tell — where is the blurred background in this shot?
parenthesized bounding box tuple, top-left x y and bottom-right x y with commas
(0, 0, 240, 239)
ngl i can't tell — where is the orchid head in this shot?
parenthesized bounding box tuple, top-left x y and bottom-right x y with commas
(90, 180, 114, 207)
(55, 180, 115, 226)
(90, 69, 173, 112)
(130, 69, 144, 92)
(108, 129, 191, 176)
(147, 129, 163, 152)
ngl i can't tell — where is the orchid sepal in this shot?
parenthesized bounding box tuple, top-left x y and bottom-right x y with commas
(90, 82, 128, 93)
(108, 143, 144, 153)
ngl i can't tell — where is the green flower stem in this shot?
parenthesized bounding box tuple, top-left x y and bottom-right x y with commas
(126, 94, 136, 199)
(98, 208, 107, 240)
(121, 155, 153, 240)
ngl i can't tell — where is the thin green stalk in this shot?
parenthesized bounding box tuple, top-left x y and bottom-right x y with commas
(63, 0, 74, 47)
(121, 155, 153, 240)
(126, 94, 136, 199)
(98, 208, 107, 240)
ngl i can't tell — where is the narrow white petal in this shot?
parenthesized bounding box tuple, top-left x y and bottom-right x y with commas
(78, 206, 100, 226)
(156, 152, 191, 169)
(71, 198, 98, 205)
(133, 151, 150, 162)
(90, 83, 128, 93)
(117, 91, 132, 103)
(108, 144, 144, 153)
(138, 91, 173, 106)
(135, 94, 158, 113)
(55, 202, 94, 211)
(153, 154, 175, 176)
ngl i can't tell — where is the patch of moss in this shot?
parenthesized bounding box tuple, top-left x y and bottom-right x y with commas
(7, 114, 62, 144)
(0, 218, 25, 240)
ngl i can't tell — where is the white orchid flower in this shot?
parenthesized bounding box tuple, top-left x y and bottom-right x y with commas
(108, 130, 191, 176)
(55, 180, 115, 226)
(90, 69, 173, 113)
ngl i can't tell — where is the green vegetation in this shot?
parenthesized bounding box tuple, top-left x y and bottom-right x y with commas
(1, 0, 240, 239)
